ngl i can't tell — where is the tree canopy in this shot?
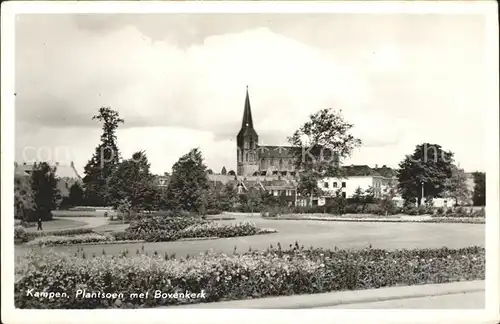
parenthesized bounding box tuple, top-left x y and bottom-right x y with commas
(288, 108, 361, 205)
(443, 165, 471, 206)
(397, 143, 454, 206)
(472, 172, 486, 206)
(165, 148, 210, 214)
(83, 107, 124, 206)
(30, 162, 59, 220)
(107, 151, 161, 212)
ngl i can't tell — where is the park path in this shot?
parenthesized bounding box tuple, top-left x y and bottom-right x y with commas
(26, 216, 109, 234)
(59, 216, 108, 229)
(166, 280, 485, 309)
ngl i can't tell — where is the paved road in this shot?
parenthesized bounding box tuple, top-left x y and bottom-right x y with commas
(322, 291, 485, 309)
(167, 280, 485, 309)
(15, 213, 484, 258)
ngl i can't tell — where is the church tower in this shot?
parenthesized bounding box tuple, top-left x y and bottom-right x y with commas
(237, 86, 259, 176)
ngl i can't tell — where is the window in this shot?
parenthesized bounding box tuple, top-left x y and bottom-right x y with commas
(270, 159, 275, 166)
(342, 182, 346, 188)
(323, 182, 329, 188)
(342, 192, 346, 199)
(245, 152, 249, 162)
(288, 159, 293, 170)
(261, 159, 266, 169)
(333, 182, 338, 188)
(279, 159, 283, 169)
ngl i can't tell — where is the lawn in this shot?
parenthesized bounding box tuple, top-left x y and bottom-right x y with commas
(24, 218, 87, 232)
(15, 217, 485, 259)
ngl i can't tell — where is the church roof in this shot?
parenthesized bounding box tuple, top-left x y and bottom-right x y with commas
(242, 86, 254, 129)
(257, 145, 298, 158)
(237, 87, 258, 142)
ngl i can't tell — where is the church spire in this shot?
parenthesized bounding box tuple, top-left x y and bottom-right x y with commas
(241, 85, 254, 128)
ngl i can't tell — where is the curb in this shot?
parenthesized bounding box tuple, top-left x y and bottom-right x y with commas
(165, 280, 485, 309)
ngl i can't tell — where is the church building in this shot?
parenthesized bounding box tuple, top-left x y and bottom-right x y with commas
(236, 87, 300, 177)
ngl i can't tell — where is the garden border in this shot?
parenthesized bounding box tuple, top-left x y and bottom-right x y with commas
(262, 216, 485, 224)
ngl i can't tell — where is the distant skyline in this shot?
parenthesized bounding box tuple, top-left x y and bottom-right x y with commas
(15, 13, 488, 175)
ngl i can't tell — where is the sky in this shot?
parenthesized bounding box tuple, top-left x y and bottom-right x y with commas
(15, 13, 488, 175)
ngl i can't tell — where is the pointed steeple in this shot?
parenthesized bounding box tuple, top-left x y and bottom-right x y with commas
(241, 85, 254, 128)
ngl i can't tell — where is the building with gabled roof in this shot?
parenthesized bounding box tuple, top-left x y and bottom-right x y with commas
(14, 161, 82, 197)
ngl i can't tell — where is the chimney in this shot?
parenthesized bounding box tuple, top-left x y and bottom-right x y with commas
(375, 164, 378, 168)
(70, 161, 74, 167)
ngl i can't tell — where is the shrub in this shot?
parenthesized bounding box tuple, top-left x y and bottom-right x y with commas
(26, 233, 113, 246)
(343, 204, 360, 214)
(455, 206, 468, 217)
(364, 204, 384, 215)
(111, 231, 138, 241)
(436, 207, 445, 215)
(446, 208, 454, 215)
(14, 225, 28, 243)
(15, 246, 485, 309)
(472, 208, 485, 218)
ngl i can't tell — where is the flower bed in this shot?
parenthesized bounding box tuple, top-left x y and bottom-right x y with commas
(178, 221, 260, 239)
(118, 217, 275, 242)
(15, 225, 28, 243)
(15, 245, 484, 309)
(26, 233, 114, 246)
(26, 227, 94, 241)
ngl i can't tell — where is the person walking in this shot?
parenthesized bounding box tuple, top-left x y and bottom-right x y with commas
(37, 217, 43, 231)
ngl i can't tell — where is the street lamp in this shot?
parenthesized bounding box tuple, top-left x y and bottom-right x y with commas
(421, 181, 424, 206)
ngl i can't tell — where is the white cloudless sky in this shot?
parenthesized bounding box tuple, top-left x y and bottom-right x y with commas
(15, 13, 487, 175)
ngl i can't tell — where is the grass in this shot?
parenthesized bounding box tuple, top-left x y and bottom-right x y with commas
(92, 223, 129, 233)
(24, 218, 87, 232)
(52, 210, 116, 217)
(16, 218, 485, 259)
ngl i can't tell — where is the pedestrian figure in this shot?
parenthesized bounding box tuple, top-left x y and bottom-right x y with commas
(37, 217, 43, 231)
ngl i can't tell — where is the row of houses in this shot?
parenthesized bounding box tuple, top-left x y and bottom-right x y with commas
(14, 161, 474, 208)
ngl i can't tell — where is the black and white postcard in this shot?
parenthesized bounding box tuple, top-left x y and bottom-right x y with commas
(1, 1, 499, 324)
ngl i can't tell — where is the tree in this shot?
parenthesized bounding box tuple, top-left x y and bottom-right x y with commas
(288, 108, 361, 205)
(221, 166, 227, 175)
(379, 182, 398, 216)
(397, 143, 454, 206)
(228, 170, 236, 176)
(30, 162, 59, 221)
(245, 187, 262, 213)
(82, 107, 124, 206)
(444, 165, 471, 206)
(296, 171, 323, 206)
(68, 182, 85, 206)
(116, 198, 132, 223)
(219, 183, 238, 211)
(14, 175, 35, 221)
(326, 189, 347, 215)
(472, 172, 486, 206)
(207, 169, 213, 175)
(260, 189, 279, 208)
(166, 148, 209, 214)
(107, 151, 161, 212)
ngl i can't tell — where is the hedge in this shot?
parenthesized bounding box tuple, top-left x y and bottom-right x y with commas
(15, 245, 484, 309)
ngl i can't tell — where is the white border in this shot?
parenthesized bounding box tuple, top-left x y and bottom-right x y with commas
(1, 1, 498, 324)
